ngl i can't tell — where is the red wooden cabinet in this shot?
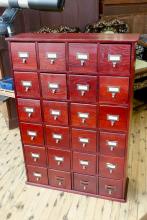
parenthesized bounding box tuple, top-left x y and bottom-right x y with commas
(8, 33, 139, 202)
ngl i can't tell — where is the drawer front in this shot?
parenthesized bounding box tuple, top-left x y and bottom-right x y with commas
(48, 148, 71, 171)
(14, 72, 40, 98)
(73, 173, 97, 194)
(45, 126, 69, 149)
(99, 44, 131, 75)
(24, 145, 46, 167)
(99, 105, 129, 132)
(99, 155, 124, 179)
(69, 75, 97, 103)
(38, 43, 66, 71)
(71, 103, 97, 129)
(48, 169, 71, 189)
(11, 43, 37, 70)
(99, 76, 129, 104)
(72, 129, 97, 153)
(43, 101, 68, 126)
(73, 152, 96, 175)
(17, 98, 42, 123)
(20, 123, 44, 146)
(40, 73, 67, 100)
(69, 43, 97, 73)
(99, 177, 123, 199)
(27, 165, 48, 185)
(99, 132, 126, 157)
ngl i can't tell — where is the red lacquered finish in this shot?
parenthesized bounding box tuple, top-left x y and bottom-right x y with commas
(73, 152, 96, 175)
(99, 76, 129, 104)
(24, 145, 46, 167)
(48, 148, 71, 171)
(14, 72, 40, 98)
(71, 128, 97, 153)
(27, 165, 48, 185)
(99, 44, 131, 75)
(99, 132, 126, 157)
(11, 42, 37, 70)
(69, 75, 97, 103)
(48, 169, 71, 189)
(45, 125, 69, 149)
(69, 43, 97, 73)
(43, 101, 68, 126)
(38, 43, 66, 72)
(99, 177, 123, 199)
(99, 155, 124, 179)
(17, 98, 42, 123)
(40, 73, 67, 100)
(73, 173, 97, 194)
(71, 103, 97, 129)
(20, 123, 44, 146)
(99, 105, 129, 132)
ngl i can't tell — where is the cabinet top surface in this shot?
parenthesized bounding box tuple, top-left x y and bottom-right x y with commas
(7, 33, 139, 43)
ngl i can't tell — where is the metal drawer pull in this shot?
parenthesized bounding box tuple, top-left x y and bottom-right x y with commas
(33, 172, 42, 181)
(77, 84, 89, 96)
(79, 137, 89, 147)
(76, 53, 89, 66)
(31, 153, 40, 162)
(105, 185, 115, 195)
(21, 81, 32, 92)
(50, 110, 61, 120)
(27, 131, 37, 140)
(24, 107, 34, 118)
(48, 83, 59, 94)
(107, 86, 120, 98)
(18, 52, 29, 64)
(107, 114, 119, 126)
(108, 54, 121, 68)
(52, 134, 62, 144)
(54, 156, 64, 165)
(78, 112, 89, 124)
(56, 177, 64, 186)
(47, 53, 57, 64)
(80, 160, 89, 169)
(80, 180, 89, 191)
(107, 141, 118, 151)
(106, 163, 117, 174)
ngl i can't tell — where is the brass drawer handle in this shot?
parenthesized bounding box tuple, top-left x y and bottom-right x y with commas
(106, 162, 117, 174)
(47, 53, 57, 64)
(105, 185, 116, 195)
(80, 180, 89, 191)
(18, 52, 29, 64)
(24, 107, 34, 118)
(76, 53, 89, 66)
(78, 112, 89, 124)
(108, 54, 121, 68)
(77, 84, 89, 96)
(48, 83, 59, 94)
(52, 134, 62, 144)
(79, 137, 89, 148)
(107, 86, 120, 98)
(107, 114, 119, 126)
(31, 153, 40, 162)
(21, 81, 32, 92)
(50, 110, 61, 120)
(33, 172, 42, 181)
(107, 140, 118, 151)
(54, 156, 64, 166)
(27, 131, 37, 140)
(80, 160, 89, 169)
(56, 177, 64, 186)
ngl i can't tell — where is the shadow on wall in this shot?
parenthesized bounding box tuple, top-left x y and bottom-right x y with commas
(140, 214, 147, 220)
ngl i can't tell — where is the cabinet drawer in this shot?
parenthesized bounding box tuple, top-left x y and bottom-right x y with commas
(99, 177, 123, 199)
(48, 148, 71, 171)
(71, 103, 97, 129)
(73, 152, 96, 175)
(24, 145, 46, 167)
(69, 75, 97, 103)
(48, 169, 71, 189)
(99, 44, 131, 75)
(69, 43, 97, 73)
(14, 72, 40, 98)
(20, 123, 44, 146)
(45, 125, 69, 149)
(99, 105, 129, 132)
(27, 165, 48, 185)
(72, 128, 97, 153)
(73, 173, 97, 194)
(17, 99, 42, 123)
(38, 43, 66, 71)
(100, 132, 126, 157)
(11, 43, 37, 70)
(43, 101, 68, 126)
(40, 73, 67, 100)
(99, 155, 124, 179)
(99, 76, 129, 104)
